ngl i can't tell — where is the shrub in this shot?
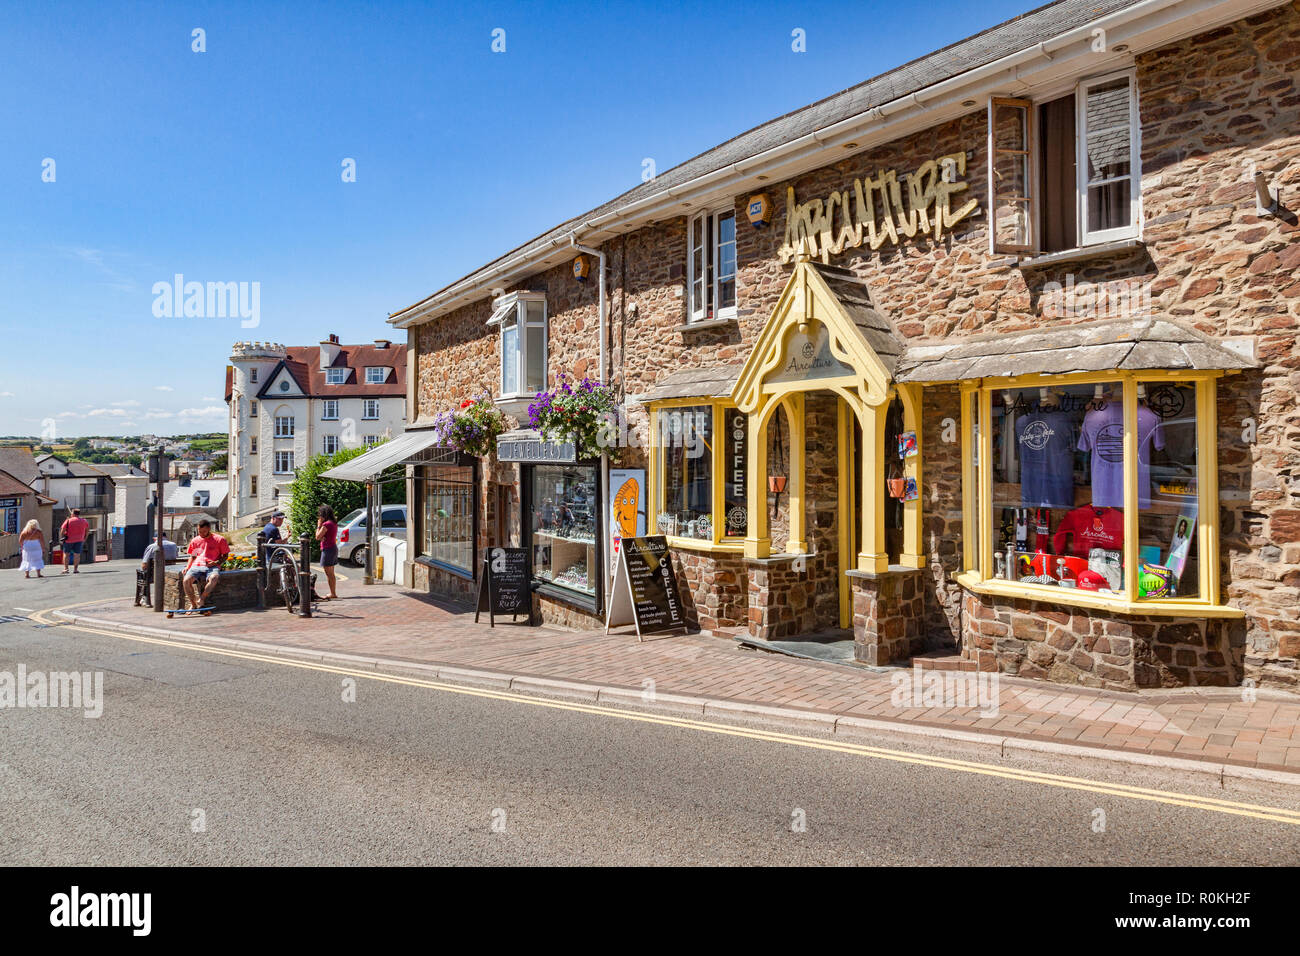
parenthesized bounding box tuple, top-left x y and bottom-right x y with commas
(286, 443, 405, 559)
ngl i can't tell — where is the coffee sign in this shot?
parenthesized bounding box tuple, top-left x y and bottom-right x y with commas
(605, 535, 687, 640)
(777, 150, 979, 263)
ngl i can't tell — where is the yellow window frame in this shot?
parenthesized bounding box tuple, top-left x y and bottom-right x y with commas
(956, 369, 1241, 619)
(649, 398, 747, 553)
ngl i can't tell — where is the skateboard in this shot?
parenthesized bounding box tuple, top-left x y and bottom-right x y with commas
(166, 606, 215, 618)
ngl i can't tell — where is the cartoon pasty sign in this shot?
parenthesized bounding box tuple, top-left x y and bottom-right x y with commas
(608, 469, 647, 572)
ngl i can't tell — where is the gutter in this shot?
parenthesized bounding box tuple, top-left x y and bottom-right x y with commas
(388, 0, 1279, 328)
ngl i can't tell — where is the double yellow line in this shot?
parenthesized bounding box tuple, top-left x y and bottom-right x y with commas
(29, 603, 1300, 827)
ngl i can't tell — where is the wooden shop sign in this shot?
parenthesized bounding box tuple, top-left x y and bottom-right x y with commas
(777, 150, 979, 263)
(475, 546, 532, 626)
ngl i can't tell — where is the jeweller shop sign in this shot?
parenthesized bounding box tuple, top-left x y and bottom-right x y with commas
(497, 438, 577, 463)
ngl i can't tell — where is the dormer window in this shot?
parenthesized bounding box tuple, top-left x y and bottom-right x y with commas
(365, 367, 386, 384)
(488, 292, 547, 399)
(326, 368, 347, 385)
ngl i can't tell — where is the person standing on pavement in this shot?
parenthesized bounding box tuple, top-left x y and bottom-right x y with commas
(19, 520, 46, 579)
(262, 511, 285, 544)
(315, 504, 339, 600)
(59, 508, 89, 575)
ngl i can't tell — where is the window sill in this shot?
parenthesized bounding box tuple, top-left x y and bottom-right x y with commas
(661, 535, 746, 555)
(414, 555, 473, 580)
(533, 580, 599, 615)
(676, 314, 738, 333)
(956, 572, 1243, 619)
(1015, 238, 1142, 270)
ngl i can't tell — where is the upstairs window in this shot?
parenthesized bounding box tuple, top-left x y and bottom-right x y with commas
(989, 70, 1140, 256)
(274, 451, 294, 474)
(489, 292, 547, 398)
(249, 400, 258, 418)
(323, 435, 339, 455)
(250, 368, 259, 383)
(687, 208, 737, 323)
(363, 399, 380, 419)
(322, 399, 338, 420)
(365, 367, 386, 384)
(250, 437, 257, 454)
(274, 415, 294, 438)
(325, 368, 347, 385)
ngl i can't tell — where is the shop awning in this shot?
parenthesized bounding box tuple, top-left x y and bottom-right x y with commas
(319, 430, 453, 483)
(894, 317, 1258, 383)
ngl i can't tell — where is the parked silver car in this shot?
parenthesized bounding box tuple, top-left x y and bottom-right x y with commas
(337, 505, 408, 567)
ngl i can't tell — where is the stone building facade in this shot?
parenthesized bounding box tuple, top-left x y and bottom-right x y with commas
(393, 0, 1300, 690)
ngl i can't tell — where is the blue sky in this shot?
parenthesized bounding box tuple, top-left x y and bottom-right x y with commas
(0, 0, 1029, 439)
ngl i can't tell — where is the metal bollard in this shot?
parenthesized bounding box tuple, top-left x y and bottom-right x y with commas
(298, 533, 312, 618)
(255, 532, 267, 609)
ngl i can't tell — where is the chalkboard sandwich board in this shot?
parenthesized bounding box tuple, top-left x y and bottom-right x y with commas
(605, 535, 687, 640)
(475, 546, 532, 626)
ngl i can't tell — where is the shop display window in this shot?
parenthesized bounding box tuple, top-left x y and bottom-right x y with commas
(420, 463, 475, 574)
(530, 464, 599, 600)
(651, 401, 749, 546)
(965, 374, 1218, 609)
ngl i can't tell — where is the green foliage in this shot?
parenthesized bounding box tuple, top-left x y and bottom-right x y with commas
(73, 438, 91, 452)
(285, 443, 406, 558)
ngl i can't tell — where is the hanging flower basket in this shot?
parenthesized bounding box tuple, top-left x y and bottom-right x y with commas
(430, 395, 507, 459)
(528, 373, 621, 460)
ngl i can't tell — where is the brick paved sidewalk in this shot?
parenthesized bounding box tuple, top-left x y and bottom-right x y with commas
(60, 574, 1300, 775)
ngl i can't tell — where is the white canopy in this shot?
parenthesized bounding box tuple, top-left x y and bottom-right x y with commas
(319, 431, 450, 483)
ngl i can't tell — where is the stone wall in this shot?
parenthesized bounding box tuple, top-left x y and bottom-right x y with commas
(670, 547, 747, 631)
(851, 569, 926, 666)
(163, 568, 261, 611)
(410, 557, 476, 608)
(961, 591, 1244, 690)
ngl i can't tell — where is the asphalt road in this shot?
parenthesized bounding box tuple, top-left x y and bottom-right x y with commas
(2, 563, 1300, 866)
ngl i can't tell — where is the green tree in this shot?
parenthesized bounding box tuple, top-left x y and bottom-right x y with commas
(211, 452, 228, 473)
(286, 444, 405, 558)
(73, 437, 91, 453)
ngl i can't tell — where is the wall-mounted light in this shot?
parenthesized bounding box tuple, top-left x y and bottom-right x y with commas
(1256, 171, 1280, 216)
(747, 193, 772, 228)
(768, 475, 787, 494)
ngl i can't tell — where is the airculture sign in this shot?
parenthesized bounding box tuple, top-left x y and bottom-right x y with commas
(777, 150, 980, 263)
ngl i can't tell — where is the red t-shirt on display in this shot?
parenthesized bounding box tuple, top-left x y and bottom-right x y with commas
(1052, 506, 1124, 558)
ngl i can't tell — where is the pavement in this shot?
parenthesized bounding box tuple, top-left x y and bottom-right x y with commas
(32, 562, 1300, 786)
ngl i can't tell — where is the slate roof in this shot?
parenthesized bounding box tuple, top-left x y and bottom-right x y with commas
(0, 447, 39, 486)
(391, 0, 1145, 322)
(0, 469, 36, 497)
(639, 365, 746, 402)
(894, 317, 1259, 382)
(813, 264, 905, 376)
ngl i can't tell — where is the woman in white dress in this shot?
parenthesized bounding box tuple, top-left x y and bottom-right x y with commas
(19, 519, 46, 578)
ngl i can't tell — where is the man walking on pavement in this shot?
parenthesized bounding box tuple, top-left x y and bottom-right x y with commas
(59, 508, 89, 575)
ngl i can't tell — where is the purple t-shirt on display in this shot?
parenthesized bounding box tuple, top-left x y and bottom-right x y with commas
(1078, 403, 1164, 508)
(1015, 409, 1075, 508)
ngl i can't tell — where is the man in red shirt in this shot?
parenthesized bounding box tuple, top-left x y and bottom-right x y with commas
(182, 520, 231, 609)
(59, 508, 90, 575)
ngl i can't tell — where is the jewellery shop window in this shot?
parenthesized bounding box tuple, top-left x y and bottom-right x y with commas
(978, 378, 1210, 603)
(420, 462, 476, 576)
(654, 403, 748, 546)
(528, 463, 600, 604)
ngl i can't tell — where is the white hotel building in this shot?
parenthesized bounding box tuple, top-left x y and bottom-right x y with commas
(225, 334, 408, 528)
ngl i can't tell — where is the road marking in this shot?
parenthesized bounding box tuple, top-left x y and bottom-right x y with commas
(11, 608, 36, 613)
(31, 606, 1300, 827)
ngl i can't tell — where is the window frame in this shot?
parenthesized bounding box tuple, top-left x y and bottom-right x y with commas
(957, 369, 1237, 618)
(362, 398, 380, 420)
(365, 367, 386, 384)
(250, 475, 257, 496)
(686, 206, 739, 324)
(1075, 69, 1142, 246)
(322, 434, 339, 456)
(987, 69, 1141, 256)
(250, 368, 258, 384)
(273, 450, 294, 474)
(363, 435, 382, 447)
(249, 400, 257, 418)
(649, 398, 749, 552)
(325, 368, 347, 385)
(273, 415, 294, 439)
(321, 399, 339, 420)
(249, 436, 257, 454)
(489, 291, 548, 399)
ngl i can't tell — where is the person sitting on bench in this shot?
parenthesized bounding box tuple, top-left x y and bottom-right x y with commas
(135, 532, 179, 605)
(182, 521, 230, 610)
